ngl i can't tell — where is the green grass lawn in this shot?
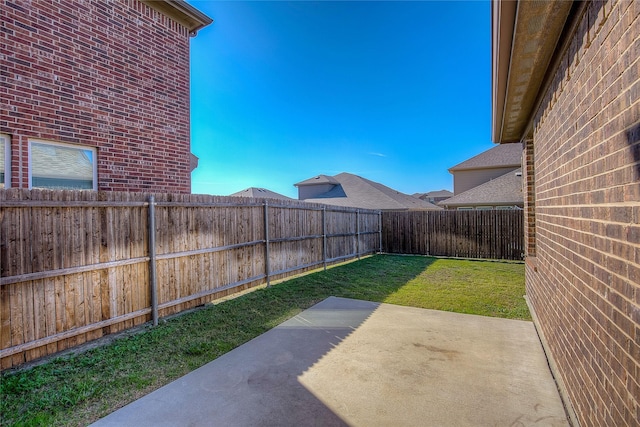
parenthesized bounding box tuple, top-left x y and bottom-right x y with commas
(1, 255, 526, 426)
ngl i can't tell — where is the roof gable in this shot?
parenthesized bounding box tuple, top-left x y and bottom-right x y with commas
(414, 190, 453, 198)
(230, 187, 293, 200)
(300, 172, 441, 211)
(295, 175, 340, 186)
(449, 143, 522, 172)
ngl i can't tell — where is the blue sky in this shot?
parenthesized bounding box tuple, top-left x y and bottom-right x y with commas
(188, 1, 492, 198)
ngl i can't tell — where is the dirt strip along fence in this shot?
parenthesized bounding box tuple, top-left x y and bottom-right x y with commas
(382, 210, 524, 261)
(0, 189, 381, 369)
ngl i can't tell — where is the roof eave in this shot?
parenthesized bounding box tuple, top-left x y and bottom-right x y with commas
(491, 0, 573, 144)
(142, 0, 213, 35)
(491, 0, 517, 144)
(449, 163, 521, 173)
(189, 152, 199, 172)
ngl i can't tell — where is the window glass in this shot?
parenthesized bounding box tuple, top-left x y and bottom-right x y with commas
(0, 135, 8, 188)
(30, 140, 96, 190)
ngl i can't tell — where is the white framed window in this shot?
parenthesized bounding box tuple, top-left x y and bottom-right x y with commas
(29, 140, 97, 190)
(0, 134, 9, 188)
(457, 207, 474, 211)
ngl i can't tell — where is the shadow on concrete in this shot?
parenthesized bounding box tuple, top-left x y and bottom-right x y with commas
(91, 256, 568, 426)
(91, 295, 570, 426)
(86, 255, 437, 426)
(91, 297, 381, 426)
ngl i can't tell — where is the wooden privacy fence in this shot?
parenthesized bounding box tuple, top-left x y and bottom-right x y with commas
(0, 189, 381, 368)
(382, 210, 524, 260)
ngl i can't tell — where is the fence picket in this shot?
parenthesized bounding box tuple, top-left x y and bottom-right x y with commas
(382, 210, 523, 261)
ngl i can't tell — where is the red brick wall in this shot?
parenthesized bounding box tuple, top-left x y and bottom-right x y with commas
(526, 1, 639, 426)
(1, 0, 193, 192)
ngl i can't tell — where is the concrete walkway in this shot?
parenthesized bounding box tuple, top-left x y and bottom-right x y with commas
(91, 297, 569, 426)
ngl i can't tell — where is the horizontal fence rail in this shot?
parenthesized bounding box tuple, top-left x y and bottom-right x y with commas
(0, 189, 381, 368)
(382, 210, 524, 261)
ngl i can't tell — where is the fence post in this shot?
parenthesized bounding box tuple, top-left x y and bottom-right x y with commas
(356, 209, 360, 260)
(148, 195, 158, 327)
(322, 206, 327, 271)
(264, 200, 271, 287)
(378, 211, 382, 254)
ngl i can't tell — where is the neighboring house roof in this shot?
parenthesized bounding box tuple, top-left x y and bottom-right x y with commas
(295, 174, 341, 186)
(439, 169, 523, 208)
(230, 187, 293, 201)
(449, 143, 522, 172)
(297, 172, 442, 211)
(413, 190, 453, 199)
(426, 190, 453, 198)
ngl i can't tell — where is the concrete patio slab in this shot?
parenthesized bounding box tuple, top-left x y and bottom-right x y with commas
(91, 296, 569, 426)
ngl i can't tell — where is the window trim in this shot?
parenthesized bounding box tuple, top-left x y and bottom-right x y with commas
(28, 139, 98, 190)
(0, 134, 9, 188)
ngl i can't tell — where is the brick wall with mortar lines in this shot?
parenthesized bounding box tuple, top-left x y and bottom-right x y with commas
(526, 1, 639, 426)
(1, 0, 192, 192)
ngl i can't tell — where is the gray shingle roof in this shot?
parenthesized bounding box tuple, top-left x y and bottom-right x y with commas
(299, 172, 442, 211)
(426, 190, 453, 197)
(294, 174, 340, 186)
(439, 168, 523, 207)
(413, 190, 453, 198)
(449, 143, 522, 171)
(230, 187, 293, 200)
